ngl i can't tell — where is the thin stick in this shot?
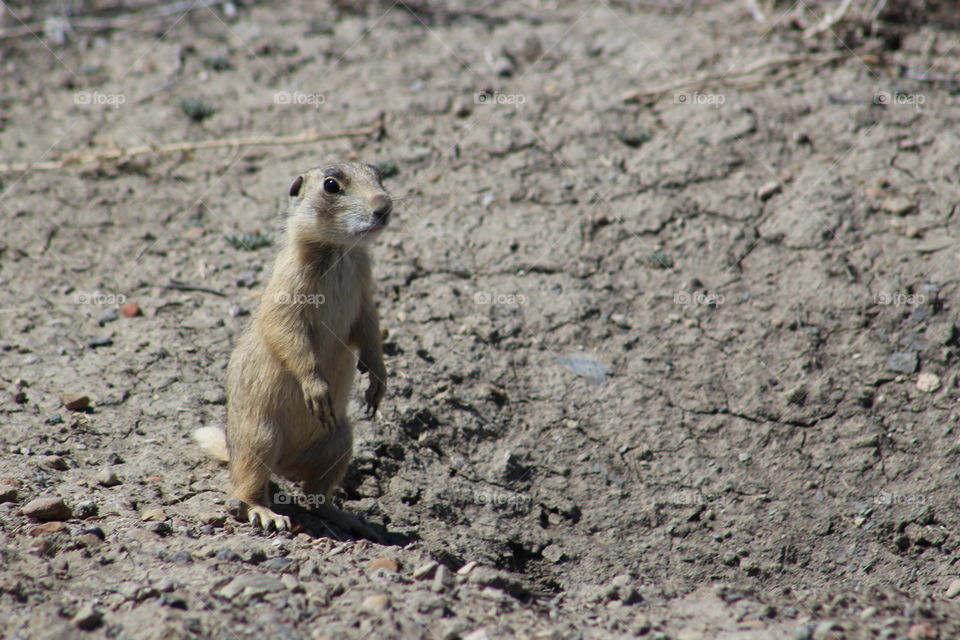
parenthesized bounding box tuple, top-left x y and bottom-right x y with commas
(0, 119, 384, 174)
(623, 47, 879, 104)
(164, 280, 226, 297)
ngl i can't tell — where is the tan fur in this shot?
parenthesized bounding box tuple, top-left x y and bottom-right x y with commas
(195, 163, 390, 532)
(193, 426, 229, 462)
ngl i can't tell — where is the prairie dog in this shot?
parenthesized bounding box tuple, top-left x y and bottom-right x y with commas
(194, 162, 390, 533)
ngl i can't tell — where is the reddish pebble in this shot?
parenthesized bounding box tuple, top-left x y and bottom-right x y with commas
(369, 557, 399, 572)
(29, 522, 66, 537)
(121, 303, 142, 318)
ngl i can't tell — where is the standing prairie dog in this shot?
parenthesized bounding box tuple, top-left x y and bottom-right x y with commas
(194, 162, 390, 533)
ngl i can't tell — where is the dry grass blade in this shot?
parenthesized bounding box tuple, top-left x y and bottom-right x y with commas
(0, 120, 384, 174)
(623, 46, 881, 104)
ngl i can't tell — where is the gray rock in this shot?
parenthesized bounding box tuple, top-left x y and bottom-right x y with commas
(887, 351, 918, 374)
(22, 496, 71, 521)
(88, 337, 113, 349)
(298, 559, 318, 580)
(882, 196, 916, 216)
(261, 557, 298, 573)
(0, 483, 18, 503)
(97, 469, 121, 487)
(468, 567, 527, 597)
(542, 545, 566, 563)
(155, 578, 175, 593)
(73, 604, 102, 630)
(757, 181, 782, 201)
(412, 561, 438, 580)
(217, 574, 287, 599)
(42, 455, 68, 471)
(97, 308, 119, 326)
(75, 501, 98, 519)
(216, 548, 241, 562)
(432, 565, 452, 592)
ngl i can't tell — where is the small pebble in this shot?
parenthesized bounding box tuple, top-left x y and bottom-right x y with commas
(60, 394, 90, 411)
(201, 512, 226, 527)
(609, 313, 630, 329)
(432, 565, 452, 592)
(887, 351, 918, 374)
(141, 508, 167, 522)
(121, 302, 142, 318)
(22, 496, 72, 521)
(76, 533, 104, 548)
(97, 469, 121, 487)
(97, 308, 119, 326)
(369, 557, 398, 573)
(0, 484, 18, 502)
(217, 574, 285, 599)
(632, 613, 651, 634)
(757, 181, 782, 201)
(42, 455, 68, 471)
(73, 604, 102, 631)
(917, 372, 941, 393)
(412, 561, 438, 580)
(79, 526, 105, 540)
(882, 196, 916, 216)
(457, 560, 479, 576)
(74, 500, 99, 520)
(945, 578, 960, 599)
(215, 548, 241, 562)
(361, 593, 391, 612)
(236, 273, 257, 288)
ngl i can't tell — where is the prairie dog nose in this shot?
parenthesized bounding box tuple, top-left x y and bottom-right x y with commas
(371, 196, 392, 224)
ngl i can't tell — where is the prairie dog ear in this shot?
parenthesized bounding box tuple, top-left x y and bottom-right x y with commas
(289, 175, 304, 197)
(364, 163, 384, 180)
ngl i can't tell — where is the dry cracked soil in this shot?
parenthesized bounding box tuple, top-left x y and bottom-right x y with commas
(2, 1, 960, 639)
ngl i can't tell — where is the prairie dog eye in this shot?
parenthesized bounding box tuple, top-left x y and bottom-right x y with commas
(323, 178, 341, 194)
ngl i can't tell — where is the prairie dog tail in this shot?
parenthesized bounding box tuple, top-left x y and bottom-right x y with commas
(193, 426, 230, 463)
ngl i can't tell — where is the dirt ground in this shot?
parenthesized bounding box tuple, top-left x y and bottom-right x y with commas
(2, 0, 960, 638)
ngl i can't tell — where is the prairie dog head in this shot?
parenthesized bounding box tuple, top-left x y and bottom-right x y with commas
(286, 163, 392, 247)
